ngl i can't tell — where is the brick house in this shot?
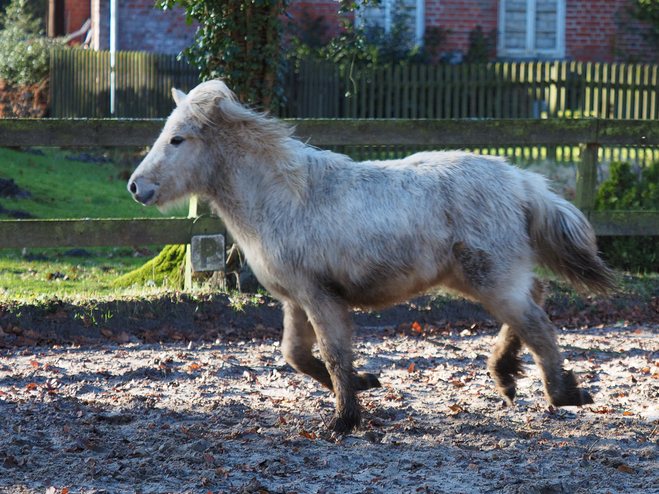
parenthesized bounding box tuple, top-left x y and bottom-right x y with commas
(50, 0, 655, 62)
(287, 0, 657, 63)
(50, 0, 196, 54)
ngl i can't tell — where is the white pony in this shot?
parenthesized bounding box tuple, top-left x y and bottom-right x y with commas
(128, 80, 616, 433)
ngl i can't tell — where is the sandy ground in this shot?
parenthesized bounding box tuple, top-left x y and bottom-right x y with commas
(1, 315, 658, 494)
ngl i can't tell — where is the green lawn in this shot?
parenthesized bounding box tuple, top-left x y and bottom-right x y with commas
(0, 146, 187, 301)
(0, 147, 163, 220)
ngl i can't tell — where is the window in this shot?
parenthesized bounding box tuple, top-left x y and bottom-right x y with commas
(498, 0, 565, 58)
(356, 0, 426, 46)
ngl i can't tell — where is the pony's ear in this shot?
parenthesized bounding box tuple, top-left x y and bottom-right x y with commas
(172, 88, 187, 106)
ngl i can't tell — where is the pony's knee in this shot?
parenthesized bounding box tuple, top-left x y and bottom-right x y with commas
(281, 339, 311, 368)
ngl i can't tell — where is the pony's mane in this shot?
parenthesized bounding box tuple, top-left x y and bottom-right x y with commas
(181, 80, 358, 200)
(185, 80, 295, 154)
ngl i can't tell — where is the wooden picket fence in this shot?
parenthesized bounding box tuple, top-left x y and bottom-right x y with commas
(51, 51, 659, 125)
(281, 59, 659, 121)
(50, 49, 200, 118)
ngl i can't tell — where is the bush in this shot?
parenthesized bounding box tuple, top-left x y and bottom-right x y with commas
(595, 161, 659, 272)
(0, 0, 64, 86)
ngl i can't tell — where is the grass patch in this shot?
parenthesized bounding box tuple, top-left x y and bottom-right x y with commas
(0, 147, 165, 220)
(0, 146, 188, 302)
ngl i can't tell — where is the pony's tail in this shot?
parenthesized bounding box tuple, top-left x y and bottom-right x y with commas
(524, 174, 617, 296)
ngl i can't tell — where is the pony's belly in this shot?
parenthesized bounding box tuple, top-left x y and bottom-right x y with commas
(341, 271, 450, 310)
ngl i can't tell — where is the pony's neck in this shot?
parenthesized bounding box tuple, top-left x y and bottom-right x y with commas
(205, 146, 303, 244)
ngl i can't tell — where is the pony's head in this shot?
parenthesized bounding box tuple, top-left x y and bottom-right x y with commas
(128, 80, 299, 209)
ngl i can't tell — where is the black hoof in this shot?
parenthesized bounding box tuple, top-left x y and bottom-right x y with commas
(354, 372, 381, 391)
(328, 410, 361, 433)
(488, 354, 524, 405)
(548, 370, 594, 407)
(502, 383, 516, 405)
(580, 389, 594, 405)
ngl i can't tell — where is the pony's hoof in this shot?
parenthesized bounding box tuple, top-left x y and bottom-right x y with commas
(354, 372, 381, 391)
(548, 370, 594, 407)
(328, 411, 361, 433)
(580, 389, 594, 405)
(502, 383, 516, 405)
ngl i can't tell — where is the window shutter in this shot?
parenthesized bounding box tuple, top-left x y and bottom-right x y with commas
(535, 0, 558, 50)
(504, 0, 527, 50)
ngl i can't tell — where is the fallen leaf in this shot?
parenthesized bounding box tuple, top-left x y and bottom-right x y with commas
(30, 360, 39, 368)
(279, 415, 287, 425)
(412, 322, 422, 333)
(617, 464, 633, 474)
(408, 363, 415, 373)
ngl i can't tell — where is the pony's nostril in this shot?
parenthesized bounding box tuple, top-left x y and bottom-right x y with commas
(129, 181, 138, 194)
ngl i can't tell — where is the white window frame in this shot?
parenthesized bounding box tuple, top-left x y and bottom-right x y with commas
(498, 0, 566, 59)
(355, 0, 425, 46)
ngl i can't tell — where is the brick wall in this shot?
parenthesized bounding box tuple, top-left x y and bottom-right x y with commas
(425, 0, 498, 55)
(287, 0, 659, 63)
(565, 0, 656, 63)
(91, 0, 197, 54)
(285, 0, 348, 41)
(80, 0, 658, 61)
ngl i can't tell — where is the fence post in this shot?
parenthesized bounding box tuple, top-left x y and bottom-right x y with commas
(184, 195, 198, 290)
(575, 143, 599, 212)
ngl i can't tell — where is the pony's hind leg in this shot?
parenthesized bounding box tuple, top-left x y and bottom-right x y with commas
(486, 287, 593, 408)
(281, 302, 381, 392)
(488, 324, 523, 404)
(487, 277, 545, 404)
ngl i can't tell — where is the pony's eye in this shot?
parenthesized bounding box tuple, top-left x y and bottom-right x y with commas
(170, 136, 184, 146)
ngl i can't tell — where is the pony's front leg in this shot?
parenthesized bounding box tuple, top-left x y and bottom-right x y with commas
(281, 301, 333, 389)
(303, 295, 361, 433)
(282, 302, 381, 393)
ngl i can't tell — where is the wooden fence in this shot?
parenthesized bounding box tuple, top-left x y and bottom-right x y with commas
(282, 59, 659, 121)
(0, 118, 658, 253)
(50, 50, 200, 118)
(51, 51, 659, 124)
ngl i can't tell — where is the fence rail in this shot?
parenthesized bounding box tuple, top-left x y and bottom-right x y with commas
(1, 117, 657, 147)
(0, 118, 658, 252)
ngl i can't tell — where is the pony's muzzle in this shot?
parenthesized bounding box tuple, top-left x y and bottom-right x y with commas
(128, 177, 158, 206)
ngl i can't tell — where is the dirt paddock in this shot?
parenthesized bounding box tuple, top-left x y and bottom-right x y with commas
(1, 300, 658, 494)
